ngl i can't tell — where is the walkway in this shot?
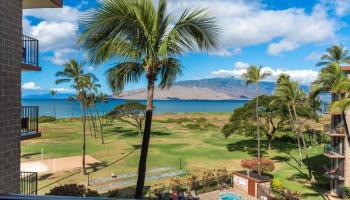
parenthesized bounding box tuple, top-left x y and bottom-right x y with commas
(89, 166, 187, 193)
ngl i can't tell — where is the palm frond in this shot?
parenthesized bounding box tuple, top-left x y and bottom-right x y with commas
(329, 98, 350, 114)
(105, 62, 144, 94)
(158, 58, 183, 89)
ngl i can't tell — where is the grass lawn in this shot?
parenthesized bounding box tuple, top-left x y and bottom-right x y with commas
(21, 112, 329, 199)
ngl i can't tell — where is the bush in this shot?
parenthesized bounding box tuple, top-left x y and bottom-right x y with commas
(241, 158, 275, 173)
(107, 189, 119, 198)
(46, 184, 99, 197)
(316, 131, 330, 144)
(271, 179, 284, 191)
(344, 187, 350, 198)
(39, 116, 56, 123)
(275, 134, 295, 143)
(86, 189, 99, 197)
(46, 184, 86, 196)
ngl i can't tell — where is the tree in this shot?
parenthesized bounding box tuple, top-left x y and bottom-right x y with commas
(274, 76, 315, 181)
(241, 158, 275, 173)
(107, 101, 146, 136)
(50, 90, 58, 119)
(78, 0, 219, 197)
(316, 44, 350, 67)
(55, 59, 94, 175)
(242, 65, 271, 175)
(222, 95, 289, 151)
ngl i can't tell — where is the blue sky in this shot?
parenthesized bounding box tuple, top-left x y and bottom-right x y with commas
(21, 0, 350, 95)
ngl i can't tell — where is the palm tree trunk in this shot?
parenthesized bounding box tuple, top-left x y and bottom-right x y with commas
(256, 84, 261, 175)
(287, 104, 303, 168)
(87, 112, 93, 137)
(135, 79, 155, 199)
(292, 104, 313, 181)
(94, 104, 104, 144)
(91, 110, 97, 138)
(81, 104, 87, 175)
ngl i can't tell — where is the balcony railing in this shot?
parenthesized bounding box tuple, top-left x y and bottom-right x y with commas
(21, 106, 41, 140)
(0, 194, 129, 199)
(20, 172, 38, 195)
(22, 35, 40, 70)
(323, 144, 345, 158)
(323, 165, 345, 180)
(324, 124, 345, 137)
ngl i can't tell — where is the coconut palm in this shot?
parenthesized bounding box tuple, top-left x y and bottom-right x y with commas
(316, 45, 350, 67)
(312, 63, 346, 97)
(78, 0, 219, 197)
(50, 90, 57, 119)
(275, 77, 314, 180)
(242, 65, 270, 175)
(55, 59, 92, 175)
(85, 77, 106, 144)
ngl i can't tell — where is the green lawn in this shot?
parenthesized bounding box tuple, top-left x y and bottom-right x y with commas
(21, 112, 328, 199)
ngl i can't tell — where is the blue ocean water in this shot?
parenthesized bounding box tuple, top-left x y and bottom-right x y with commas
(21, 99, 249, 118)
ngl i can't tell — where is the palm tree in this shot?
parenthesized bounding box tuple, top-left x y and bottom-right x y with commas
(85, 77, 106, 144)
(242, 65, 270, 175)
(312, 63, 346, 99)
(78, 0, 219, 197)
(316, 45, 350, 67)
(275, 77, 314, 180)
(50, 90, 57, 119)
(55, 59, 92, 175)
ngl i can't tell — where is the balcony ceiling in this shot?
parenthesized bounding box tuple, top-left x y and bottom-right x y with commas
(23, 0, 63, 9)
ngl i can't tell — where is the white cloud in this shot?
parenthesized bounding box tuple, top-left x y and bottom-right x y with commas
(168, 0, 337, 56)
(326, 0, 350, 17)
(86, 66, 95, 71)
(22, 82, 40, 90)
(212, 61, 319, 85)
(50, 87, 74, 93)
(234, 61, 250, 69)
(305, 52, 322, 61)
(48, 48, 80, 65)
(23, 6, 82, 65)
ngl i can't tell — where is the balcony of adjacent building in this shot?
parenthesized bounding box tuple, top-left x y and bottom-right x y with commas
(323, 143, 345, 159)
(20, 172, 38, 195)
(23, 0, 63, 9)
(21, 106, 41, 140)
(22, 35, 41, 71)
(323, 164, 345, 181)
(324, 123, 346, 137)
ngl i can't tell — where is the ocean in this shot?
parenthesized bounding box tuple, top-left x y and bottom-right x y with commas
(21, 99, 249, 118)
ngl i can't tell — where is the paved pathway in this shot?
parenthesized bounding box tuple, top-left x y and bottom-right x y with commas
(94, 168, 186, 192)
(90, 166, 174, 185)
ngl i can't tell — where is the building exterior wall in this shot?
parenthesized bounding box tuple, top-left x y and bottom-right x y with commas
(344, 110, 350, 187)
(233, 174, 248, 193)
(0, 0, 22, 194)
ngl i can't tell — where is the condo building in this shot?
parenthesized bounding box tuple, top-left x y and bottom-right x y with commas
(0, 0, 63, 195)
(324, 66, 350, 197)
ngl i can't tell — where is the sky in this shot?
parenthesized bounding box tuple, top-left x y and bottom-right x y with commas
(21, 0, 350, 95)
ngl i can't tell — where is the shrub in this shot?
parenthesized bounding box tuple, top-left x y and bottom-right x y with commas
(107, 189, 119, 198)
(275, 134, 295, 143)
(86, 189, 99, 197)
(46, 184, 86, 196)
(184, 123, 201, 130)
(344, 187, 350, 198)
(271, 179, 284, 191)
(39, 116, 56, 123)
(241, 158, 275, 173)
(316, 131, 330, 144)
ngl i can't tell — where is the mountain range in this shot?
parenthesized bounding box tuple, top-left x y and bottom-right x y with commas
(117, 78, 279, 100)
(22, 78, 309, 100)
